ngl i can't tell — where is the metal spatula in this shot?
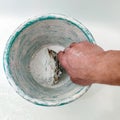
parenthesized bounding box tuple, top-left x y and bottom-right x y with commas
(48, 49, 64, 85)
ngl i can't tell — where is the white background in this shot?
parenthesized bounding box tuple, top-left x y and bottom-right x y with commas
(0, 0, 120, 120)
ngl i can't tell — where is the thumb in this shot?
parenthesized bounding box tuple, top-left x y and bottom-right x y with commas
(71, 77, 92, 86)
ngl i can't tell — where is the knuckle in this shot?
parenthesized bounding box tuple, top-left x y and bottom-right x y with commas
(69, 42, 78, 48)
(64, 47, 70, 53)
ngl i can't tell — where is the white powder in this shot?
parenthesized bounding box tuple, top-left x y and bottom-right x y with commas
(29, 45, 64, 88)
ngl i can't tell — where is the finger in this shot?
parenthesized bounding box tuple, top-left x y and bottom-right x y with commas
(57, 51, 68, 69)
(69, 42, 78, 48)
(57, 51, 64, 61)
(70, 77, 91, 86)
(64, 47, 71, 53)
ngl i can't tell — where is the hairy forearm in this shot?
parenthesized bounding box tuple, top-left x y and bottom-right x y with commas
(94, 50, 120, 85)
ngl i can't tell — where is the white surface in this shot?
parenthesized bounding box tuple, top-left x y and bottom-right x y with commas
(0, 0, 120, 120)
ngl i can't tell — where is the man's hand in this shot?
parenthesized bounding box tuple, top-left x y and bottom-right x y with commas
(58, 41, 120, 86)
(58, 41, 104, 86)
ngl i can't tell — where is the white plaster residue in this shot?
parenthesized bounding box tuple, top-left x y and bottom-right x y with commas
(29, 45, 64, 88)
